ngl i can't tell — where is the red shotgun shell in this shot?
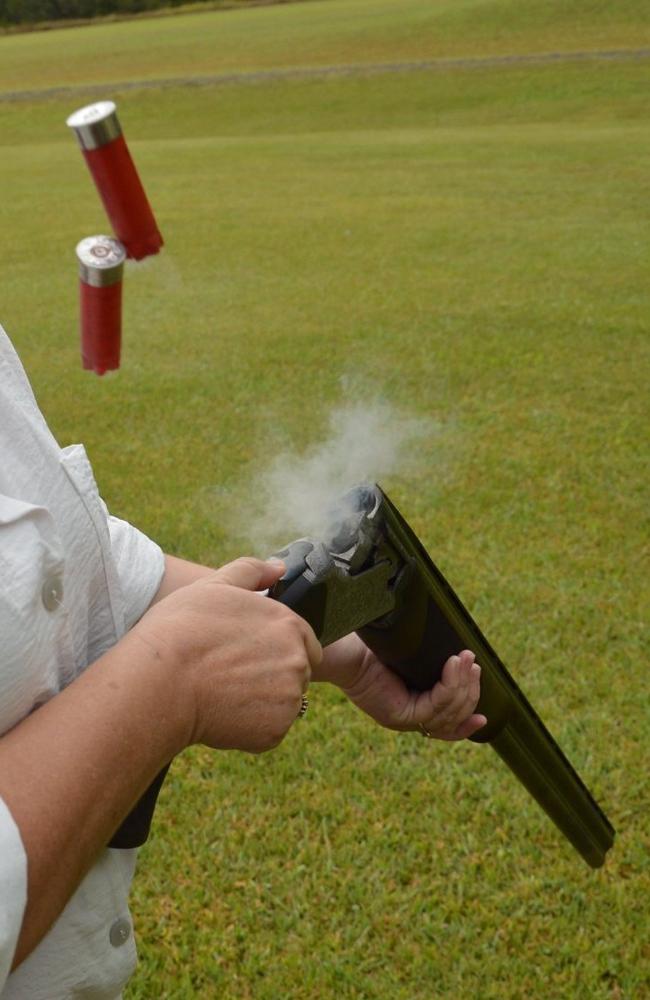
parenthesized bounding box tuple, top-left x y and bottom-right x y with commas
(76, 235, 126, 376)
(67, 101, 163, 261)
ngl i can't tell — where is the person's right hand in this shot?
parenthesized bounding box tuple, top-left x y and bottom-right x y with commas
(132, 557, 322, 755)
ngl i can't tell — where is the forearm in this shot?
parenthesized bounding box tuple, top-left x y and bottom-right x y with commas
(0, 628, 188, 969)
(151, 553, 216, 603)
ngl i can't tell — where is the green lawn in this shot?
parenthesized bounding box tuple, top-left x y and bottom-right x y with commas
(1, 1, 649, 997)
(1, 0, 649, 93)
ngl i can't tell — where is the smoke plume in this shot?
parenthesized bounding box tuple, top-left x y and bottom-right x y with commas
(225, 399, 440, 556)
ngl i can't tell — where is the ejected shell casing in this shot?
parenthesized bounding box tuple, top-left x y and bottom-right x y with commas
(76, 235, 126, 376)
(67, 101, 163, 261)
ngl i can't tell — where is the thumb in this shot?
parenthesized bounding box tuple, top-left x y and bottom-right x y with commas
(210, 556, 286, 593)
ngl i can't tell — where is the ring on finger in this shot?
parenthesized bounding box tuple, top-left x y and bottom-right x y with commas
(298, 694, 309, 718)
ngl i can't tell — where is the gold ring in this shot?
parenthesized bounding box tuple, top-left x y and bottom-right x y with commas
(417, 722, 436, 739)
(298, 695, 309, 718)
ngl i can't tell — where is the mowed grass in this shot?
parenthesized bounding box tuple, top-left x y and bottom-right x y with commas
(1, 1, 649, 997)
(1, 0, 650, 93)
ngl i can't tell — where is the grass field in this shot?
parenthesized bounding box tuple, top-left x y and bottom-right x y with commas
(1, 0, 649, 997)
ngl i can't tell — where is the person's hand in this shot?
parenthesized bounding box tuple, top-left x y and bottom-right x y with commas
(317, 634, 486, 741)
(132, 558, 322, 754)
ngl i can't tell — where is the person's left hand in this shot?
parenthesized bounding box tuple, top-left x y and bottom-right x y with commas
(315, 634, 487, 741)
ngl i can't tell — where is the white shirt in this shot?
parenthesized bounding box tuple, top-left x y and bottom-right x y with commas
(0, 326, 165, 998)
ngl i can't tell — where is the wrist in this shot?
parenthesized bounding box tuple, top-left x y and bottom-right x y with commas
(314, 633, 367, 689)
(117, 625, 195, 759)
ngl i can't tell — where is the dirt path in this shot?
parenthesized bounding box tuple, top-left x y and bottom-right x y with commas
(2, 46, 649, 103)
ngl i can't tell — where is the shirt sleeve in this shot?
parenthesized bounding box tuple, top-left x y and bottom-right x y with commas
(0, 797, 28, 990)
(106, 513, 165, 631)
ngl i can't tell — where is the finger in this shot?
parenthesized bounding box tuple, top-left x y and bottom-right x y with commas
(412, 686, 461, 731)
(457, 649, 476, 683)
(209, 556, 286, 592)
(467, 661, 481, 709)
(434, 653, 480, 708)
(416, 682, 478, 735)
(441, 650, 476, 689)
(448, 713, 488, 741)
(448, 663, 482, 726)
(439, 654, 461, 689)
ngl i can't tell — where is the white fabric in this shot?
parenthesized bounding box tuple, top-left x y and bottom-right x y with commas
(0, 326, 165, 998)
(0, 801, 27, 991)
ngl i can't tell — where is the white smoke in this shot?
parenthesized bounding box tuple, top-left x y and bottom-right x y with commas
(224, 399, 441, 555)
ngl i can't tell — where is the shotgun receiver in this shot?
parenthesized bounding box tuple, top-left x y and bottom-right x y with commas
(267, 484, 614, 868)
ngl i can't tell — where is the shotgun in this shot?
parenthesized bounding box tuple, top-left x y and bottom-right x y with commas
(267, 483, 614, 868)
(110, 484, 614, 867)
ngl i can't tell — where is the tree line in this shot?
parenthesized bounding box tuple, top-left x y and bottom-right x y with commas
(0, 0, 223, 27)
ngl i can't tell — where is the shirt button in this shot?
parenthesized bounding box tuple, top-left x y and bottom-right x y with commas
(109, 917, 131, 948)
(41, 574, 63, 612)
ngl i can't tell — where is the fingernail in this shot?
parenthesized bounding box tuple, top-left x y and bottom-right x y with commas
(266, 557, 285, 568)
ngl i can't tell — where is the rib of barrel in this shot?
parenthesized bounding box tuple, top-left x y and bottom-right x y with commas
(358, 489, 614, 868)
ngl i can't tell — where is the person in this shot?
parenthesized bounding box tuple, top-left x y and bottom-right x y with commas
(0, 323, 486, 999)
